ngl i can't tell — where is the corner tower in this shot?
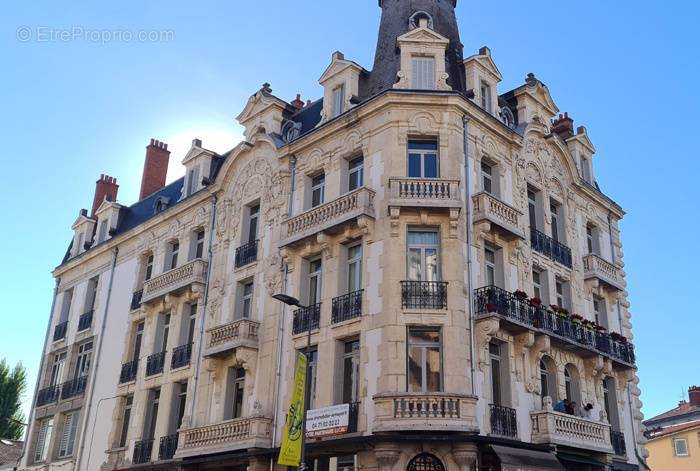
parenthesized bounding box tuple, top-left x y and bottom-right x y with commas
(362, 0, 465, 97)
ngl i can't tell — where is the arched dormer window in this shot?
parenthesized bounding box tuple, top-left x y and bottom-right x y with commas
(500, 106, 515, 129)
(409, 11, 434, 30)
(281, 120, 301, 143)
(153, 196, 171, 215)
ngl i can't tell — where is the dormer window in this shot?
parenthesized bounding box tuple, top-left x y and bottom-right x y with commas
(333, 85, 345, 117)
(153, 196, 170, 215)
(500, 106, 515, 129)
(97, 220, 108, 244)
(580, 155, 591, 183)
(187, 166, 200, 197)
(412, 57, 435, 89)
(77, 233, 85, 255)
(480, 81, 492, 112)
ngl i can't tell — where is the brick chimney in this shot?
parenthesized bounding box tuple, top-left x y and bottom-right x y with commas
(690, 386, 700, 407)
(291, 94, 304, 110)
(551, 112, 574, 140)
(139, 139, 170, 200)
(91, 174, 119, 218)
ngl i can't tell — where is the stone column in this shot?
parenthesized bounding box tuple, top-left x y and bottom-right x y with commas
(375, 442, 401, 471)
(452, 443, 478, 471)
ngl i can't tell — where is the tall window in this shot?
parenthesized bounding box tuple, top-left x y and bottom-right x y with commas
(407, 140, 438, 178)
(241, 281, 254, 319)
(603, 377, 620, 431)
(550, 203, 561, 242)
(50, 352, 66, 387)
(481, 162, 493, 194)
(191, 230, 205, 260)
(58, 411, 80, 457)
(485, 247, 496, 287)
(85, 277, 98, 313)
(593, 296, 607, 328)
(184, 304, 197, 345)
(34, 418, 54, 462)
(586, 224, 600, 255)
(133, 322, 144, 361)
(311, 174, 325, 208)
(308, 348, 319, 409)
(144, 254, 154, 281)
(97, 220, 108, 243)
(119, 395, 133, 448)
(480, 81, 492, 112)
(157, 313, 171, 354)
(564, 367, 574, 401)
(167, 242, 179, 271)
(407, 230, 440, 281)
(247, 205, 260, 244)
(348, 157, 364, 192)
(412, 57, 435, 89)
(144, 389, 160, 440)
(76, 232, 85, 255)
(555, 280, 569, 310)
(489, 342, 502, 405)
(342, 340, 360, 404)
(225, 367, 245, 420)
(540, 360, 551, 404)
(74, 342, 93, 378)
(528, 189, 539, 230)
(308, 259, 322, 305)
(347, 244, 362, 293)
(580, 155, 590, 183)
(187, 166, 200, 196)
(333, 85, 345, 117)
(59, 289, 73, 324)
(173, 382, 188, 432)
(407, 327, 442, 393)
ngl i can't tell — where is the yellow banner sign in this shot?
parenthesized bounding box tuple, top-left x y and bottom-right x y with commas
(278, 352, 307, 467)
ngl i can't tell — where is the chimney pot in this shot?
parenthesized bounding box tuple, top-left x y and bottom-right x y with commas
(140, 138, 171, 200)
(91, 173, 119, 218)
(690, 385, 700, 407)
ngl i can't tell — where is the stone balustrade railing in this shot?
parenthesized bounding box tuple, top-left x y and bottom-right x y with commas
(583, 254, 623, 290)
(176, 417, 271, 458)
(142, 259, 207, 303)
(388, 178, 461, 208)
(373, 392, 478, 432)
(472, 192, 524, 239)
(205, 319, 260, 357)
(530, 404, 613, 454)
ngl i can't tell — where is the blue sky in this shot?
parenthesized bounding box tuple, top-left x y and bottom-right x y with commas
(1, 1, 698, 425)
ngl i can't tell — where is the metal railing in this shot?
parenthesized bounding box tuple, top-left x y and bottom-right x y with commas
(131, 289, 143, 310)
(171, 343, 192, 369)
(53, 321, 68, 341)
(235, 240, 258, 268)
(611, 430, 626, 456)
(60, 376, 87, 400)
(490, 404, 517, 438)
(146, 351, 166, 377)
(474, 286, 635, 365)
(158, 433, 178, 460)
(78, 310, 93, 331)
(133, 438, 154, 464)
(530, 227, 572, 268)
(292, 304, 321, 335)
(332, 290, 363, 324)
(401, 281, 448, 310)
(119, 359, 138, 384)
(36, 385, 60, 406)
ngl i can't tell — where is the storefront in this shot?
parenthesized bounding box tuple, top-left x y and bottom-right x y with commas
(482, 445, 565, 471)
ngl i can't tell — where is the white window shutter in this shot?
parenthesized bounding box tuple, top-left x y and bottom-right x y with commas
(35, 420, 48, 461)
(59, 413, 73, 456)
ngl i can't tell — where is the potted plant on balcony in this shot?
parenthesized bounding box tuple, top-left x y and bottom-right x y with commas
(594, 323, 607, 332)
(610, 332, 628, 343)
(514, 290, 528, 301)
(486, 302, 496, 313)
(529, 297, 542, 307)
(584, 320, 594, 329)
(549, 304, 560, 313)
(571, 314, 584, 325)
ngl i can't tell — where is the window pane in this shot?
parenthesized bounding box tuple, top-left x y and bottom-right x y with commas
(424, 154, 437, 178)
(408, 153, 421, 177)
(408, 231, 438, 246)
(425, 249, 438, 281)
(425, 346, 441, 392)
(409, 329, 440, 344)
(407, 346, 423, 392)
(407, 249, 422, 281)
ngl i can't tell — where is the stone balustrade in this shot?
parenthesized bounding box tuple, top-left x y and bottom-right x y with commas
(204, 319, 260, 357)
(583, 254, 624, 291)
(530, 405, 614, 454)
(472, 192, 524, 239)
(281, 187, 375, 246)
(373, 392, 478, 432)
(176, 417, 272, 458)
(142, 259, 208, 304)
(388, 178, 461, 208)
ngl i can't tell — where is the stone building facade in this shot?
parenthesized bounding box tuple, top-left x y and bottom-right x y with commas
(20, 1, 648, 471)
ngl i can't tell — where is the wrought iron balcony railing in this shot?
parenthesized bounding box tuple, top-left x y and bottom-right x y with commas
(611, 430, 627, 456)
(530, 227, 572, 268)
(332, 290, 363, 324)
(235, 240, 258, 268)
(36, 385, 60, 406)
(490, 404, 517, 438)
(171, 343, 192, 369)
(158, 433, 178, 461)
(133, 438, 154, 464)
(401, 281, 448, 310)
(60, 376, 87, 400)
(474, 286, 636, 365)
(292, 304, 321, 335)
(53, 321, 68, 342)
(77, 310, 93, 331)
(146, 351, 166, 377)
(348, 402, 359, 433)
(119, 359, 138, 384)
(131, 289, 143, 310)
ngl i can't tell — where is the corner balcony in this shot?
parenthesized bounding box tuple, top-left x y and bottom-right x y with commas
(474, 286, 635, 367)
(204, 319, 260, 358)
(388, 178, 461, 210)
(141, 259, 208, 304)
(281, 187, 375, 246)
(530, 407, 614, 454)
(583, 254, 624, 291)
(373, 393, 478, 433)
(472, 192, 524, 240)
(175, 417, 272, 458)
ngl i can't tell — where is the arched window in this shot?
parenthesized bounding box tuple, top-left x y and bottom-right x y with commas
(407, 454, 444, 471)
(564, 365, 580, 404)
(539, 356, 558, 406)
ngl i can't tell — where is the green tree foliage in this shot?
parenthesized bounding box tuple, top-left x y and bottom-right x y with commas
(0, 359, 27, 440)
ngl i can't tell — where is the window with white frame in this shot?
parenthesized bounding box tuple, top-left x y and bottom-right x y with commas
(407, 139, 438, 178)
(348, 157, 364, 192)
(59, 289, 73, 324)
(187, 165, 200, 196)
(118, 395, 133, 448)
(76, 232, 85, 255)
(550, 201, 563, 242)
(308, 259, 322, 305)
(144, 389, 160, 440)
(407, 230, 440, 282)
(586, 224, 600, 255)
(172, 381, 188, 433)
(480, 81, 492, 112)
(240, 281, 254, 319)
(58, 411, 79, 457)
(84, 277, 98, 313)
(156, 313, 170, 354)
(333, 84, 345, 117)
(555, 279, 570, 311)
(481, 161, 494, 195)
(224, 368, 245, 420)
(183, 303, 197, 345)
(485, 247, 496, 287)
(340, 339, 360, 404)
(533, 270, 543, 300)
(167, 241, 179, 270)
(132, 321, 144, 362)
(347, 243, 362, 293)
(407, 327, 442, 392)
(673, 437, 689, 456)
(34, 418, 54, 462)
(74, 342, 93, 378)
(50, 352, 66, 387)
(190, 229, 205, 260)
(311, 173, 325, 208)
(247, 205, 260, 245)
(593, 296, 608, 329)
(528, 188, 542, 231)
(489, 341, 503, 405)
(412, 57, 435, 89)
(144, 254, 154, 281)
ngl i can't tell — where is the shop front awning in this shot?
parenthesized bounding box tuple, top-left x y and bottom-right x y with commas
(557, 453, 606, 468)
(491, 445, 565, 471)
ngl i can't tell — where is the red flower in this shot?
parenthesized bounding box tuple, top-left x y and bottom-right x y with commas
(529, 297, 542, 307)
(514, 290, 528, 300)
(486, 303, 496, 312)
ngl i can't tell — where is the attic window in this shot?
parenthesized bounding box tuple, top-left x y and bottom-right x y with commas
(500, 106, 515, 129)
(282, 121, 301, 143)
(153, 196, 171, 215)
(409, 11, 434, 30)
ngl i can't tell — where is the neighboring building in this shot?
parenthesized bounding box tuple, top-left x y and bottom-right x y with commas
(21, 2, 648, 471)
(0, 439, 23, 471)
(644, 386, 700, 470)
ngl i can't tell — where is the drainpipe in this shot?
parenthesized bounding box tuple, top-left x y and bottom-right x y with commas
(187, 196, 217, 425)
(626, 386, 651, 470)
(76, 247, 118, 471)
(17, 277, 60, 468)
(270, 263, 289, 471)
(463, 115, 477, 396)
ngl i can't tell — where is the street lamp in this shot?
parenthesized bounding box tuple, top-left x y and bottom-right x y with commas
(273, 293, 313, 471)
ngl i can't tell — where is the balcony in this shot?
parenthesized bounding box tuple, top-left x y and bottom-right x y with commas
(78, 310, 93, 331)
(130, 289, 143, 310)
(133, 438, 154, 465)
(281, 187, 375, 246)
(171, 343, 192, 369)
(141, 259, 208, 304)
(159, 433, 178, 461)
(176, 417, 272, 458)
(490, 404, 517, 438)
(36, 385, 60, 407)
(611, 430, 627, 456)
(60, 376, 87, 400)
(583, 254, 624, 291)
(293, 304, 321, 335)
(401, 281, 448, 310)
(472, 192, 524, 240)
(373, 393, 478, 432)
(388, 178, 461, 209)
(332, 290, 363, 324)
(146, 351, 166, 377)
(474, 286, 636, 367)
(530, 227, 572, 268)
(204, 319, 260, 358)
(119, 359, 138, 384)
(530, 408, 614, 454)
(53, 321, 68, 342)
(235, 240, 258, 268)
